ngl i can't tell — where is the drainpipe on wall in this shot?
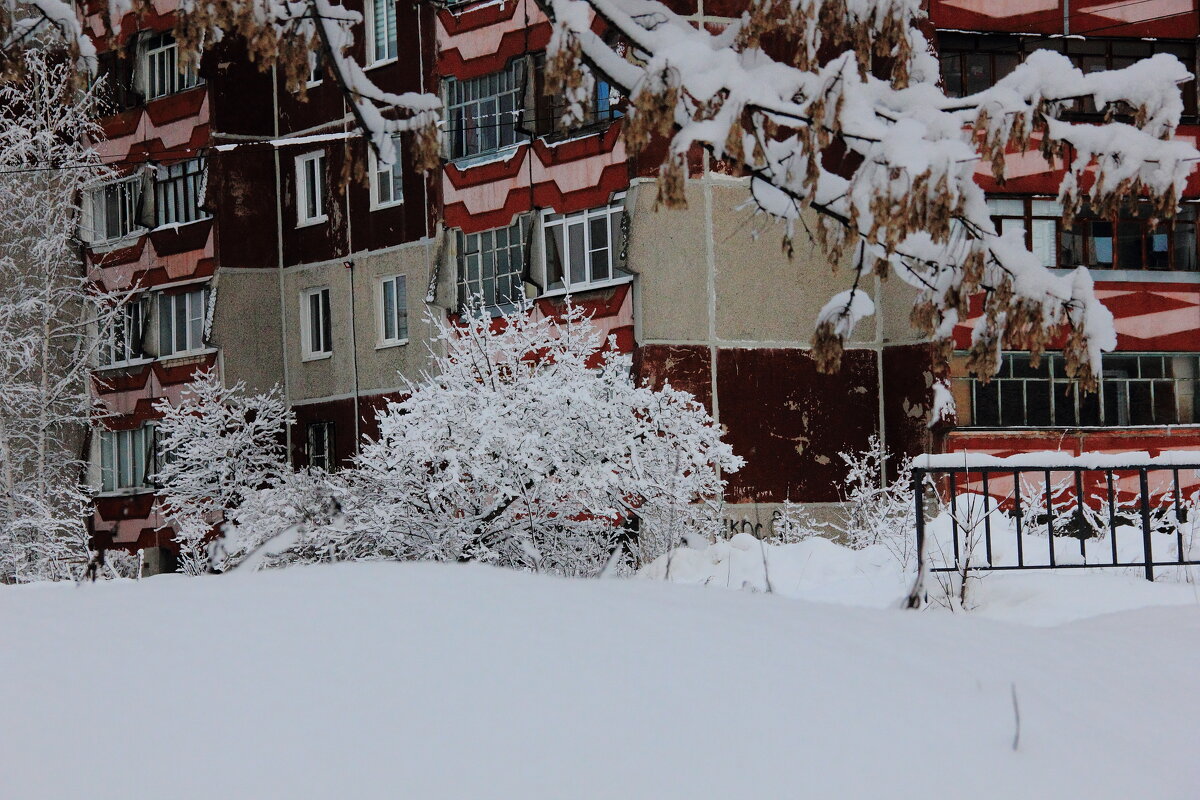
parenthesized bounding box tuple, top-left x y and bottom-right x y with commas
(271, 64, 292, 460)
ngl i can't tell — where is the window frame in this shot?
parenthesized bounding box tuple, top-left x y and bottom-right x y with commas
(986, 196, 1199, 272)
(142, 32, 202, 101)
(98, 300, 148, 369)
(540, 199, 629, 295)
(368, 135, 405, 210)
(960, 352, 1200, 428)
(365, 0, 399, 67)
(455, 215, 530, 310)
(83, 176, 143, 244)
(377, 274, 409, 347)
(306, 421, 336, 472)
(157, 287, 211, 359)
(154, 158, 208, 228)
(301, 286, 333, 361)
(295, 151, 328, 227)
(444, 60, 525, 161)
(98, 425, 156, 494)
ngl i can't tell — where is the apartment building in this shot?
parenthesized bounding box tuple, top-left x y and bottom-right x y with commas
(83, 0, 1200, 562)
(929, 0, 1200, 459)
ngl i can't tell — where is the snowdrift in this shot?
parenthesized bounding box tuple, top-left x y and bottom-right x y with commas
(2, 562, 1199, 798)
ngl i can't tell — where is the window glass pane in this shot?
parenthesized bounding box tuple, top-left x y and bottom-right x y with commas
(1174, 221, 1196, 270)
(545, 226, 564, 286)
(1090, 220, 1113, 267)
(1030, 199, 1061, 216)
(974, 380, 999, 425)
(321, 289, 332, 352)
(159, 295, 172, 355)
(117, 431, 131, 488)
(1116, 221, 1143, 269)
(999, 381, 1024, 426)
(1129, 382, 1153, 425)
(1031, 218, 1056, 267)
(963, 52, 990, 95)
(987, 198, 1025, 216)
(588, 216, 610, 281)
(1025, 381, 1051, 426)
(188, 291, 204, 351)
(383, 280, 396, 340)
(1154, 380, 1177, 423)
(309, 293, 321, 352)
(1053, 383, 1077, 426)
(568, 222, 586, 285)
(101, 433, 114, 492)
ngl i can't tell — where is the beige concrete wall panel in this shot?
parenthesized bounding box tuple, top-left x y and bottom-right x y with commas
(211, 271, 283, 394)
(628, 184, 709, 342)
(709, 186, 861, 344)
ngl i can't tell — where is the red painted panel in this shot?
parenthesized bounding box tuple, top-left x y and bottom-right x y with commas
(881, 343, 937, 481)
(1071, 0, 1199, 38)
(930, 0, 1064, 35)
(717, 348, 880, 503)
(438, 25, 552, 80)
(634, 344, 713, 413)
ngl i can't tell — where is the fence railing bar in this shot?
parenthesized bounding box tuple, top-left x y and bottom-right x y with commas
(1013, 471, 1024, 568)
(982, 470, 993, 567)
(1044, 469, 1056, 568)
(1138, 468, 1155, 582)
(1074, 468, 1086, 561)
(1173, 468, 1185, 564)
(1106, 469, 1118, 566)
(949, 472, 960, 565)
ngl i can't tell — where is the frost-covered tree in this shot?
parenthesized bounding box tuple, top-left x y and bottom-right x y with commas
(0, 48, 121, 583)
(152, 368, 293, 574)
(296, 302, 741, 577)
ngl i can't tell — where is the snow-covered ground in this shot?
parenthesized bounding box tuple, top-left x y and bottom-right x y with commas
(3, 559, 1199, 798)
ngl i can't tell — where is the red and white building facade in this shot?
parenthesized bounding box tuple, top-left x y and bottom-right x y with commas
(82, 0, 1200, 561)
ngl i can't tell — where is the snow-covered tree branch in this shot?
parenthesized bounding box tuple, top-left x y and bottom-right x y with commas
(0, 48, 124, 582)
(536, 0, 1200, 387)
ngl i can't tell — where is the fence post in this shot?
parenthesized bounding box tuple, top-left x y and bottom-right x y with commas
(1139, 469, 1155, 582)
(905, 467, 927, 609)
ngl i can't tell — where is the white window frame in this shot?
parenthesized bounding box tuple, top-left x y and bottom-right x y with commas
(306, 421, 336, 472)
(157, 287, 210, 359)
(82, 177, 143, 244)
(445, 61, 524, 160)
(142, 32, 201, 101)
(540, 199, 629, 295)
(368, 135, 404, 210)
(365, 0, 398, 66)
(377, 274, 408, 347)
(307, 50, 323, 87)
(99, 300, 148, 368)
(301, 286, 333, 361)
(98, 425, 156, 494)
(295, 151, 327, 227)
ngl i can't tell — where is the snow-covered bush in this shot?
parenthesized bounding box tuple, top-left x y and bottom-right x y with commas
(330, 301, 742, 577)
(218, 469, 346, 571)
(153, 368, 293, 574)
(834, 435, 917, 568)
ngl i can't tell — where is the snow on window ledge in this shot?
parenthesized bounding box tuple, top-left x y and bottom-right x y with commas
(156, 347, 218, 366)
(86, 228, 148, 253)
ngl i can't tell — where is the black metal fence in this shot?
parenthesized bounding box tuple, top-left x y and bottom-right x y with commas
(912, 459, 1200, 582)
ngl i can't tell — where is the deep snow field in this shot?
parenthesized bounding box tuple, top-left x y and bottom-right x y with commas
(2, 554, 1199, 799)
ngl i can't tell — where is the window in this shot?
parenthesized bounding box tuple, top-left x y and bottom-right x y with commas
(369, 135, 404, 209)
(99, 426, 155, 492)
(306, 422, 336, 472)
(962, 353, 1200, 427)
(154, 159, 206, 227)
(158, 287, 210, 358)
(987, 197, 1198, 271)
(445, 61, 524, 159)
(99, 301, 145, 367)
(377, 275, 409, 345)
(295, 151, 327, 226)
(142, 32, 201, 101)
(542, 201, 628, 292)
(456, 216, 529, 309)
(302, 287, 333, 359)
(937, 33, 1197, 116)
(307, 51, 322, 86)
(366, 0, 398, 65)
(535, 55, 622, 136)
(83, 177, 142, 243)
